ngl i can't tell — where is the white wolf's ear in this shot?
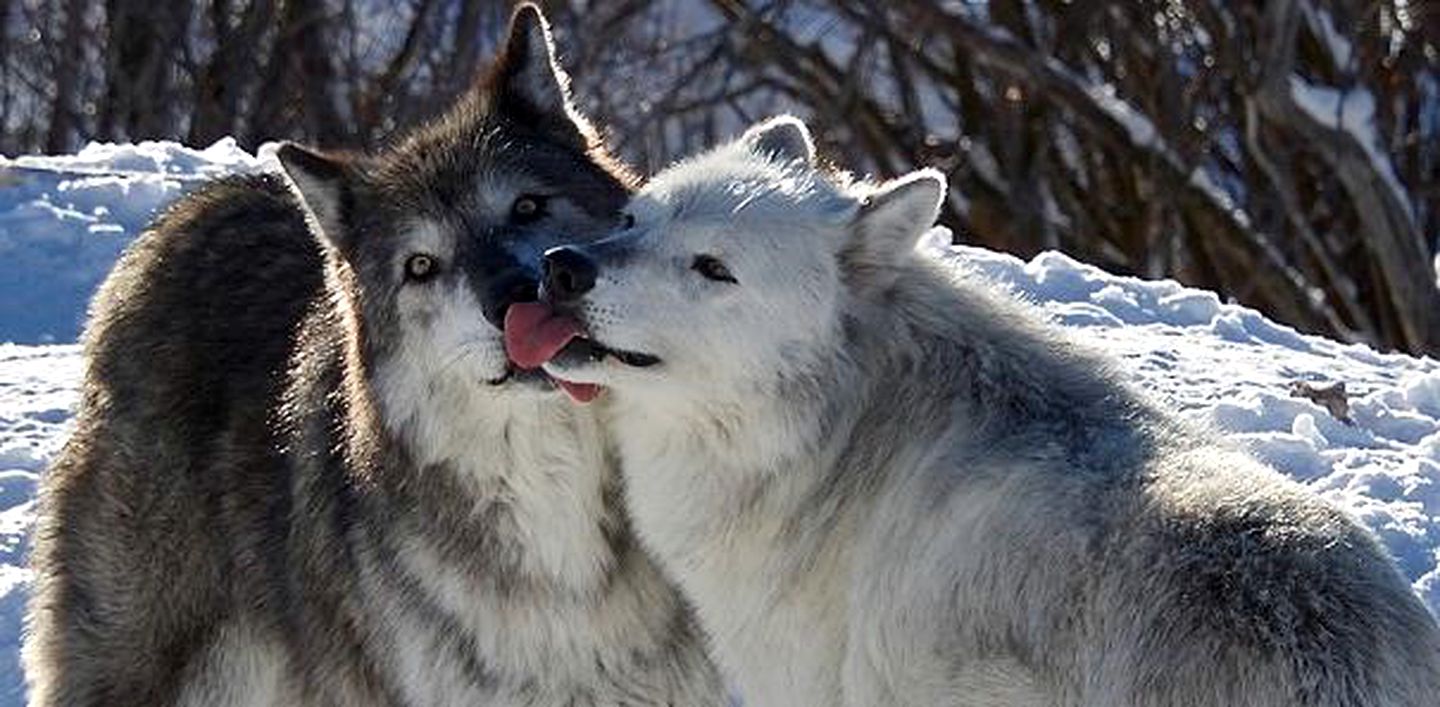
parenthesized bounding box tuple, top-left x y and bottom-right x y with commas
(741, 116, 815, 166)
(842, 169, 946, 292)
(497, 4, 591, 149)
(276, 143, 351, 252)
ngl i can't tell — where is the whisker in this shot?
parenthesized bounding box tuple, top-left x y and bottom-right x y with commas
(436, 339, 490, 378)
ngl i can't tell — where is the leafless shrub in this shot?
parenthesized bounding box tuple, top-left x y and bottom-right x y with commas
(3, 0, 1437, 354)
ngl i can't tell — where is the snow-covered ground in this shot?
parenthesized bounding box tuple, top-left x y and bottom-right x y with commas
(0, 142, 1437, 705)
(0, 140, 270, 344)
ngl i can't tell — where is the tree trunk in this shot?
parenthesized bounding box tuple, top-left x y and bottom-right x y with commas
(249, 0, 346, 146)
(0, 0, 13, 154)
(1251, 0, 1440, 354)
(190, 0, 274, 147)
(44, 0, 88, 154)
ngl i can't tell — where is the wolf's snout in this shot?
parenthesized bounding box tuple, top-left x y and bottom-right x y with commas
(483, 273, 540, 328)
(543, 247, 597, 303)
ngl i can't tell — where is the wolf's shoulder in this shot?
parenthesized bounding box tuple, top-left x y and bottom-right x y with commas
(893, 259, 1143, 423)
(83, 172, 325, 405)
(91, 173, 321, 331)
(145, 173, 311, 253)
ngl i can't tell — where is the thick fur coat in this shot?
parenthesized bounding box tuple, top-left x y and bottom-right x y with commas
(23, 8, 724, 706)
(536, 117, 1440, 706)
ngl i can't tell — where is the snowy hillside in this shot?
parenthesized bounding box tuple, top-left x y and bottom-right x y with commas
(0, 143, 1438, 705)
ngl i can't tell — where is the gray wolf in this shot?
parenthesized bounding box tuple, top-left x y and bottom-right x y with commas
(512, 116, 1440, 706)
(24, 6, 725, 706)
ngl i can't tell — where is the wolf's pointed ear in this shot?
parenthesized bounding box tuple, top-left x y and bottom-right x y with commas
(276, 143, 351, 252)
(841, 169, 946, 292)
(741, 116, 815, 166)
(497, 4, 590, 149)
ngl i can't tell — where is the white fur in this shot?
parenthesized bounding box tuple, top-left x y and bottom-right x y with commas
(365, 222, 719, 705)
(174, 622, 298, 707)
(372, 218, 617, 588)
(545, 119, 1440, 706)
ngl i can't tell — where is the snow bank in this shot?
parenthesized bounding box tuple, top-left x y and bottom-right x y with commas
(0, 140, 274, 344)
(0, 144, 1436, 704)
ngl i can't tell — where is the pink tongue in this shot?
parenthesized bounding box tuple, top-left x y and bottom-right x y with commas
(556, 379, 601, 403)
(504, 302, 586, 370)
(503, 302, 603, 404)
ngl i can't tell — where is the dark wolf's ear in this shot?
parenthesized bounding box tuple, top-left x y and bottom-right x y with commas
(276, 143, 352, 252)
(741, 115, 815, 166)
(495, 4, 591, 150)
(841, 169, 946, 292)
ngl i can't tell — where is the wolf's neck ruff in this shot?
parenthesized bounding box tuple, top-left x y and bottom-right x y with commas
(593, 323, 879, 707)
(355, 349, 618, 592)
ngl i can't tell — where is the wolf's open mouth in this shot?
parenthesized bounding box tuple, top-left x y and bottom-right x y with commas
(486, 366, 551, 387)
(504, 302, 660, 370)
(502, 302, 659, 404)
(554, 337, 661, 369)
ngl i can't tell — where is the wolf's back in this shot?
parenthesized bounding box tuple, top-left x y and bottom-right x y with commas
(25, 175, 323, 706)
(85, 174, 322, 412)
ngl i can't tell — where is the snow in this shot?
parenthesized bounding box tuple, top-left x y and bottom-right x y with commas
(0, 345, 78, 704)
(0, 144, 1436, 704)
(1187, 166, 1251, 229)
(0, 139, 273, 344)
(1306, 7, 1354, 71)
(1084, 83, 1159, 149)
(1288, 76, 1414, 219)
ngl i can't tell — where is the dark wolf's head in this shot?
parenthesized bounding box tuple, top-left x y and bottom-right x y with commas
(275, 5, 630, 435)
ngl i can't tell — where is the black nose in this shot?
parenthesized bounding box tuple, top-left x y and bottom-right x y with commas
(543, 247, 597, 303)
(483, 272, 539, 328)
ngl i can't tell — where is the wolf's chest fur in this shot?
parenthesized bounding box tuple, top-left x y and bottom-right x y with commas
(612, 401, 853, 707)
(349, 386, 709, 703)
(379, 381, 618, 588)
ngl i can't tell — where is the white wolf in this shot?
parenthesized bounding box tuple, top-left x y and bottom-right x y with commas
(506, 117, 1440, 707)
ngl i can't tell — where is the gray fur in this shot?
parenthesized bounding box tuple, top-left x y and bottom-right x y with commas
(543, 121, 1440, 706)
(23, 6, 724, 706)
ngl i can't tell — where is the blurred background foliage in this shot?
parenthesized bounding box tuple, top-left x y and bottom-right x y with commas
(3, 0, 1437, 355)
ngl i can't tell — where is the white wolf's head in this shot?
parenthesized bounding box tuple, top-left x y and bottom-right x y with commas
(513, 116, 945, 403)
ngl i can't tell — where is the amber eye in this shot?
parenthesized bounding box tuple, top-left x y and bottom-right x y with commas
(511, 195, 548, 224)
(691, 255, 737, 284)
(404, 254, 438, 282)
